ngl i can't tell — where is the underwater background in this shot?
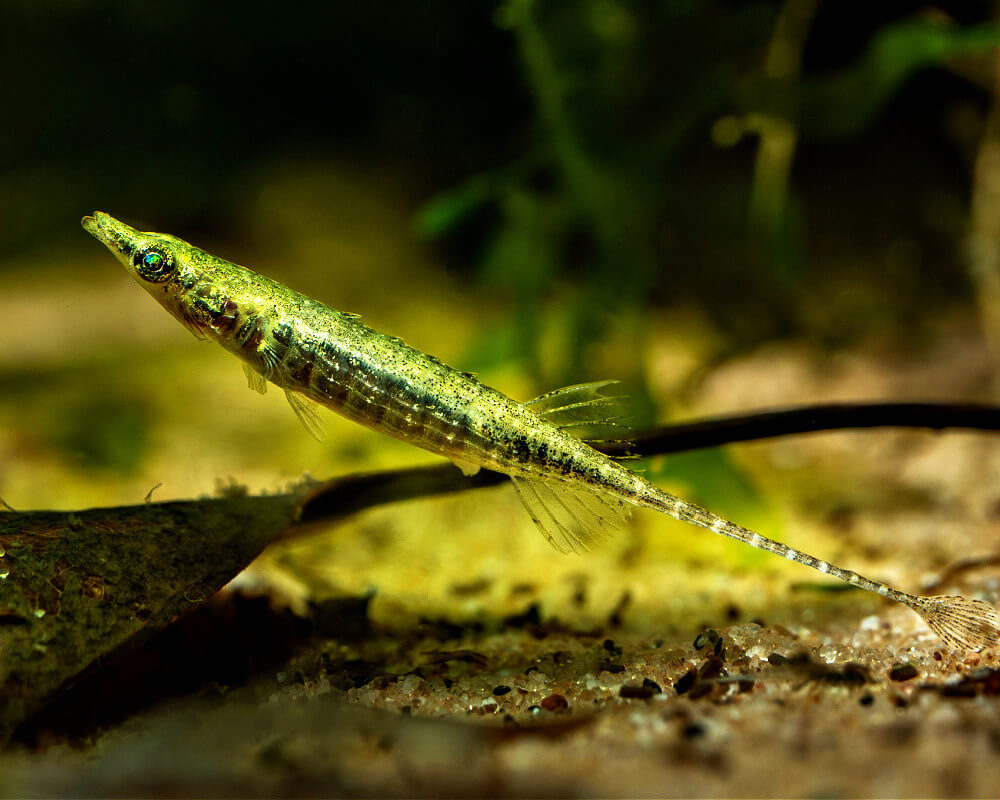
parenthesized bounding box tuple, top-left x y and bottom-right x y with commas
(3, 2, 1000, 796)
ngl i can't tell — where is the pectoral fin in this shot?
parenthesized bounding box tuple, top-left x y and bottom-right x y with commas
(285, 390, 326, 441)
(242, 362, 268, 395)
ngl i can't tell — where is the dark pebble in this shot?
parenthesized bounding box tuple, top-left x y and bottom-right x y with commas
(682, 721, 706, 739)
(504, 603, 541, 628)
(713, 637, 724, 657)
(941, 682, 979, 699)
(673, 669, 697, 695)
(619, 684, 656, 700)
(859, 693, 874, 706)
(693, 633, 709, 650)
(688, 682, 715, 700)
(706, 629, 720, 644)
(603, 638, 623, 655)
(698, 656, 725, 681)
(492, 685, 511, 696)
(642, 678, 663, 694)
(767, 653, 788, 666)
(888, 663, 919, 682)
(600, 660, 626, 674)
(541, 693, 569, 712)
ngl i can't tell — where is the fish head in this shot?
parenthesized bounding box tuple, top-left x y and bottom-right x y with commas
(82, 211, 243, 341)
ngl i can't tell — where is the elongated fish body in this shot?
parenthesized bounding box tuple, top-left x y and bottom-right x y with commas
(83, 211, 1000, 651)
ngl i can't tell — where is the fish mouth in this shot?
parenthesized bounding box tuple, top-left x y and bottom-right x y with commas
(81, 211, 141, 260)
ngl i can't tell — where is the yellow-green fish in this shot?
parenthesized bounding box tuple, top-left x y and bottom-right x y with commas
(82, 211, 999, 651)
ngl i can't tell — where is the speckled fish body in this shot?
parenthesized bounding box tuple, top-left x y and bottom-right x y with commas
(82, 211, 1000, 652)
(80, 212, 640, 493)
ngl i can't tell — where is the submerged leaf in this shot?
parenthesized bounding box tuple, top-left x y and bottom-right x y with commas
(0, 494, 299, 742)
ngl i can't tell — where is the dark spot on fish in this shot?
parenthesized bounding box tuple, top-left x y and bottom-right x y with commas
(272, 322, 293, 346)
(291, 359, 313, 386)
(510, 434, 530, 460)
(238, 318, 263, 349)
(213, 298, 239, 332)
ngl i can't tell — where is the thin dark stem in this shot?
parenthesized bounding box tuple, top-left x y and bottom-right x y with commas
(294, 401, 1000, 526)
(598, 401, 1000, 458)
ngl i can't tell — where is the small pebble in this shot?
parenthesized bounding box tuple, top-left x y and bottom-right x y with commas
(619, 684, 656, 700)
(599, 661, 625, 674)
(859, 693, 874, 706)
(698, 657, 725, 681)
(888, 663, 919, 682)
(642, 678, 662, 694)
(682, 721, 706, 739)
(673, 669, 697, 695)
(492, 685, 511, 696)
(541, 693, 569, 712)
(693, 633, 709, 650)
(768, 653, 788, 666)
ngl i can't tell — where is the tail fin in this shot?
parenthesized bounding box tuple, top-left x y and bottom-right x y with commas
(914, 595, 1000, 651)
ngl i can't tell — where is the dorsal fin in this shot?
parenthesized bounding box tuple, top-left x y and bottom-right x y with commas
(523, 380, 631, 442)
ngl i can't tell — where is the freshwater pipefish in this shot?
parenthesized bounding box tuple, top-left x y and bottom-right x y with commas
(82, 211, 1000, 651)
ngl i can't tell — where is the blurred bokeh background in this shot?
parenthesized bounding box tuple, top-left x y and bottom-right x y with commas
(3, 0, 1000, 642)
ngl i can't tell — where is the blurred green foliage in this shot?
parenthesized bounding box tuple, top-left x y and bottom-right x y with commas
(418, 1, 1000, 381)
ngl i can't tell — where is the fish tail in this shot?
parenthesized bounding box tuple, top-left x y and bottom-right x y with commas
(910, 595, 1000, 651)
(640, 487, 1000, 651)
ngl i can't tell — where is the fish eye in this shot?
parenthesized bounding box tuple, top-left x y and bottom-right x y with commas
(133, 247, 174, 282)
